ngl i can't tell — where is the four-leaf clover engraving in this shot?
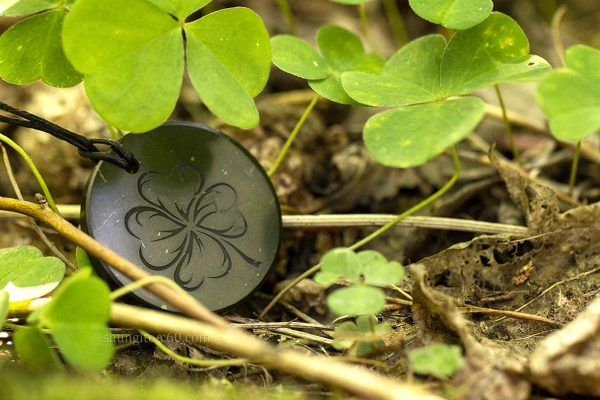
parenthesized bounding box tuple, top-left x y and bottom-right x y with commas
(125, 165, 261, 290)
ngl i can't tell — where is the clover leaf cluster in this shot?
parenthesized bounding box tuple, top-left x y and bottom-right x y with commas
(0, 0, 271, 132)
(271, 11, 551, 169)
(314, 248, 404, 356)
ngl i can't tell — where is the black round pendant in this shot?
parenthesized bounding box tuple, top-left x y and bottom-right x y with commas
(82, 122, 281, 312)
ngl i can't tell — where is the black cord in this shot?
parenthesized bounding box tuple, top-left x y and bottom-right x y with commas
(0, 102, 139, 173)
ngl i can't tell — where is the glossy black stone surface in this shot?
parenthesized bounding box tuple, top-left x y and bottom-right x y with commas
(82, 122, 281, 312)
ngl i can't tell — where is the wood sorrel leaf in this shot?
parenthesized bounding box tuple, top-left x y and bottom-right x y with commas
(63, 0, 270, 132)
(314, 248, 362, 287)
(309, 25, 384, 104)
(0, 10, 82, 87)
(408, 0, 493, 30)
(327, 286, 385, 315)
(363, 97, 485, 167)
(342, 34, 446, 106)
(439, 12, 550, 96)
(357, 250, 404, 286)
(409, 343, 464, 379)
(146, 0, 212, 19)
(185, 7, 270, 128)
(63, 0, 182, 132)
(14, 326, 62, 371)
(43, 272, 113, 372)
(536, 45, 600, 142)
(0, 0, 75, 16)
(271, 25, 383, 104)
(0, 246, 65, 302)
(271, 35, 330, 80)
(342, 13, 550, 168)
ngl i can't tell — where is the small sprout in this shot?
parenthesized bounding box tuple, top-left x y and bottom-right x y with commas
(332, 315, 391, 357)
(409, 343, 464, 379)
(315, 248, 404, 355)
(315, 248, 405, 289)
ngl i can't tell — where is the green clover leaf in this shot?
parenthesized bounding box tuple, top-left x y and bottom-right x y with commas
(327, 286, 386, 315)
(363, 98, 485, 167)
(536, 45, 600, 142)
(271, 25, 384, 104)
(357, 250, 405, 286)
(342, 13, 551, 168)
(314, 248, 404, 287)
(40, 271, 114, 372)
(14, 326, 62, 371)
(0, 246, 65, 302)
(0, 0, 76, 17)
(408, 0, 493, 30)
(0, 8, 82, 87)
(409, 343, 464, 379)
(62, 0, 270, 132)
(314, 248, 362, 286)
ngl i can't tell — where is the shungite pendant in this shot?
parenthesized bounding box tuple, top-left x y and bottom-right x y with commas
(82, 122, 281, 312)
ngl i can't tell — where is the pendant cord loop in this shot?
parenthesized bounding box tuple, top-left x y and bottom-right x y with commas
(0, 101, 139, 173)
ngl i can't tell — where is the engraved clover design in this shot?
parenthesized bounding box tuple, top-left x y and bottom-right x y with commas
(125, 165, 261, 290)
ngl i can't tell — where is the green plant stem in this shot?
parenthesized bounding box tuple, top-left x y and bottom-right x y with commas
(0, 133, 59, 214)
(275, 0, 296, 34)
(260, 146, 462, 317)
(551, 5, 568, 66)
(110, 275, 191, 301)
(494, 84, 520, 164)
(358, 3, 371, 47)
(382, 0, 409, 47)
(268, 94, 320, 177)
(568, 140, 581, 197)
(137, 329, 248, 367)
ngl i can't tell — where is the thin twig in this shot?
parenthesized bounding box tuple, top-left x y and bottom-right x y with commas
(111, 303, 440, 400)
(264, 327, 333, 345)
(282, 214, 528, 235)
(493, 264, 600, 325)
(0, 206, 530, 235)
(229, 321, 332, 331)
(385, 298, 559, 326)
